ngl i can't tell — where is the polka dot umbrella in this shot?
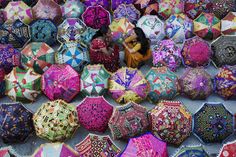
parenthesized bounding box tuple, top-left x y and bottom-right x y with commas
(219, 140, 236, 157)
(212, 0, 235, 19)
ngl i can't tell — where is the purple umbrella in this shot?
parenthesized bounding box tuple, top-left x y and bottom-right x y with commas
(111, 0, 134, 11)
(83, 0, 110, 10)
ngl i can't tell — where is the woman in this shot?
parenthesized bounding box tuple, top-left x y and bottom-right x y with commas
(123, 27, 152, 68)
(89, 26, 120, 72)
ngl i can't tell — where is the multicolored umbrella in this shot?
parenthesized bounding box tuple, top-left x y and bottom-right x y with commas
(182, 36, 212, 67)
(75, 134, 121, 156)
(0, 44, 20, 74)
(57, 18, 87, 43)
(193, 102, 234, 143)
(113, 4, 140, 23)
(33, 143, 79, 157)
(30, 19, 58, 46)
(41, 64, 80, 102)
(109, 102, 149, 140)
(121, 132, 168, 157)
(145, 67, 179, 103)
(21, 42, 55, 74)
(173, 145, 209, 157)
(56, 41, 89, 73)
(4, 1, 33, 24)
(108, 67, 149, 104)
(149, 100, 192, 146)
(193, 12, 221, 40)
(134, 0, 159, 15)
(0, 102, 34, 143)
(179, 67, 213, 100)
(79, 27, 97, 45)
(221, 12, 236, 35)
(212, 0, 235, 19)
(211, 35, 236, 66)
(62, 0, 84, 18)
(137, 15, 165, 44)
(0, 69, 5, 97)
(81, 64, 111, 96)
(152, 39, 182, 71)
(0, 19, 30, 48)
(82, 5, 111, 29)
(214, 65, 236, 99)
(76, 96, 113, 132)
(32, 0, 62, 24)
(0, 146, 19, 157)
(111, 0, 134, 11)
(165, 13, 194, 43)
(33, 100, 79, 142)
(219, 140, 236, 157)
(5, 67, 41, 103)
(83, 0, 110, 10)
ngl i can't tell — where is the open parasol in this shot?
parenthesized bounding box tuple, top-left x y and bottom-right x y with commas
(62, 0, 84, 18)
(219, 140, 236, 157)
(221, 12, 236, 35)
(111, 0, 134, 11)
(134, 0, 159, 16)
(0, 69, 5, 97)
(212, 0, 235, 19)
(83, 0, 110, 10)
(173, 145, 209, 157)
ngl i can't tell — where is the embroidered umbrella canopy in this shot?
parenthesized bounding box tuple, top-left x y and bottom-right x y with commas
(145, 67, 179, 103)
(193, 12, 221, 40)
(108, 67, 149, 104)
(5, 67, 41, 103)
(0, 69, 5, 97)
(221, 12, 236, 35)
(134, 0, 159, 16)
(109, 102, 149, 140)
(0, 44, 20, 74)
(212, 0, 235, 19)
(0, 102, 34, 143)
(211, 35, 236, 67)
(149, 100, 192, 146)
(193, 102, 234, 143)
(152, 39, 182, 71)
(30, 19, 57, 46)
(56, 41, 89, 73)
(219, 140, 236, 157)
(111, 0, 134, 11)
(33, 143, 79, 157)
(173, 145, 209, 157)
(33, 100, 79, 142)
(4, 1, 33, 24)
(113, 4, 140, 23)
(81, 64, 111, 96)
(41, 64, 80, 102)
(83, 0, 110, 10)
(0, 147, 19, 157)
(79, 27, 97, 45)
(62, 0, 84, 18)
(82, 5, 111, 29)
(121, 132, 168, 157)
(0, 0, 10, 8)
(21, 42, 55, 74)
(75, 134, 121, 157)
(179, 67, 213, 100)
(214, 65, 236, 99)
(76, 96, 113, 132)
(58, 18, 87, 43)
(137, 15, 165, 44)
(0, 20, 30, 48)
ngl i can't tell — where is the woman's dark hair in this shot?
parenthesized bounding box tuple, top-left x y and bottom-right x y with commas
(134, 27, 149, 55)
(92, 26, 109, 40)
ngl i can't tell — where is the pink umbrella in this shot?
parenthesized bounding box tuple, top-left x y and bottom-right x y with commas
(41, 64, 80, 102)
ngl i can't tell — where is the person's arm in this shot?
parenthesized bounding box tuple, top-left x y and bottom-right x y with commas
(100, 47, 111, 55)
(123, 42, 141, 54)
(124, 35, 136, 43)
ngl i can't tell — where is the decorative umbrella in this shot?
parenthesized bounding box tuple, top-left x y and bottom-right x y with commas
(0, 19, 30, 48)
(76, 96, 113, 132)
(109, 18, 135, 44)
(30, 19, 58, 46)
(56, 41, 90, 73)
(33, 100, 79, 142)
(82, 5, 111, 29)
(109, 102, 149, 140)
(111, 0, 134, 11)
(21, 42, 55, 74)
(113, 4, 140, 23)
(212, 0, 235, 19)
(83, 0, 110, 10)
(32, 0, 62, 24)
(149, 100, 192, 146)
(120, 132, 168, 157)
(145, 67, 179, 103)
(184, 0, 213, 19)
(182, 36, 212, 67)
(4, 1, 33, 24)
(0, 0, 10, 8)
(0, 146, 19, 157)
(0, 10, 6, 24)
(221, 12, 236, 35)
(165, 13, 194, 43)
(5, 67, 41, 103)
(193, 12, 221, 40)
(79, 27, 97, 45)
(214, 65, 236, 99)
(179, 67, 213, 100)
(41, 64, 80, 102)
(134, 0, 159, 16)
(0, 69, 5, 97)
(57, 18, 87, 43)
(0, 102, 34, 143)
(75, 134, 121, 156)
(137, 15, 165, 44)
(33, 143, 79, 157)
(0, 44, 20, 74)
(81, 64, 111, 96)
(62, 0, 84, 18)
(193, 102, 234, 143)
(108, 67, 149, 104)
(173, 145, 209, 157)
(211, 35, 236, 67)
(152, 39, 182, 71)
(219, 140, 236, 157)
